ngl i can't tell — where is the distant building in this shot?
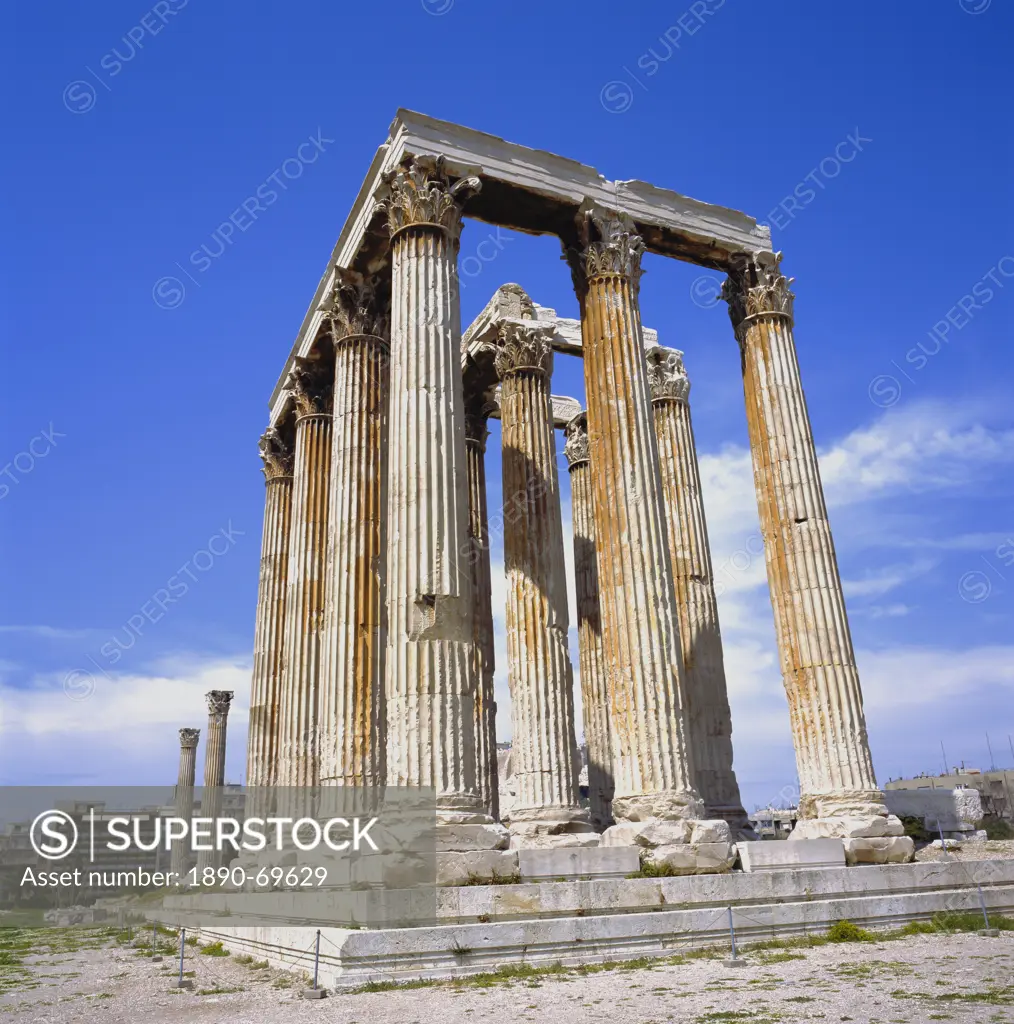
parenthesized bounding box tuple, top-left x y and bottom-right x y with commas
(749, 807, 797, 840)
(885, 769, 1013, 822)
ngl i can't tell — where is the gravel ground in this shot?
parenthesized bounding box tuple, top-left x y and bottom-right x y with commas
(915, 839, 1014, 864)
(1, 929, 1012, 1024)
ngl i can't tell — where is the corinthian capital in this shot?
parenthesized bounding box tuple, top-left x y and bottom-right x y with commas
(721, 251, 795, 336)
(324, 267, 390, 346)
(378, 156, 480, 242)
(566, 204, 645, 297)
(494, 321, 555, 379)
(258, 427, 294, 480)
(287, 356, 333, 418)
(646, 346, 691, 403)
(179, 727, 200, 748)
(206, 690, 234, 717)
(563, 411, 591, 469)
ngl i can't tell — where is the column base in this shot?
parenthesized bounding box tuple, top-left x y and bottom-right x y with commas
(601, 817, 731, 849)
(610, 790, 705, 823)
(792, 790, 903, 840)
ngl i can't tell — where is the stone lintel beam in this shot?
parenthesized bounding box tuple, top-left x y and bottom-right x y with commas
(269, 110, 768, 423)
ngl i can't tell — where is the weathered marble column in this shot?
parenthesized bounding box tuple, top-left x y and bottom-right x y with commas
(196, 691, 232, 875)
(380, 157, 503, 844)
(318, 271, 389, 793)
(563, 412, 614, 831)
(566, 206, 707, 841)
(246, 428, 293, 796)
(722, 252, 905, 854)
(464, 397, 499, 821)
(496, 323, 592, 847)
(171, 727, 199, 880)
(646, 347, 753, 838)
(277, 358, 332, 790)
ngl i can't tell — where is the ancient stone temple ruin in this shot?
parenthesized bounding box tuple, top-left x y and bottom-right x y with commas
(243, 110, 911, 872)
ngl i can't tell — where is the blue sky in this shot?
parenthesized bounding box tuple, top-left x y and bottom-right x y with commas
(2, 1, 1011, 809)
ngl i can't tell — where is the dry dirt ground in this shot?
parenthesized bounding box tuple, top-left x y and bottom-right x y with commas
(1, 927, 1012, 1024)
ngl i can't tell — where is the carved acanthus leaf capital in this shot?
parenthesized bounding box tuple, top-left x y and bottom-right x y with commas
(722, 251, 795, 336)
(205, 690, 234, 717)
(494, 321, 555, 379)
(563, 411, 591, 468)
(287, 356, 333, 418)
(646, 346, 691, 403)
(565, 205, 645, 297)
(377, 156, 480, 242)
(258, 427, 293, 480)
(179, 727, 200, 748)
(324, 267, 390, 346)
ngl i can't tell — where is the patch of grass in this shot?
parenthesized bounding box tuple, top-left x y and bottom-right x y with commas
(460, 870, 522, 886)
(196, 985, 244, 995)
(198, 940, 230, 957)
(827, 919, 876, 943)
(978, 816, 1014, 840)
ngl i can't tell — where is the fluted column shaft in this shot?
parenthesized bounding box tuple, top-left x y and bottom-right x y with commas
(319, 273, 390, 791)
(278, 362, 332, 789)
(647, 348, 750, 833)
(723, 253, 888, 830)
(564, 413, 613, 830)
(464, 407, 499, 820)
(196, 691, 232, 874)
(497, 326, 586, 833)
(171, 728, 199, 879)
(570, 209, 702, 824)
(246, 430, 293, 793)
(382, 161, 488, 823)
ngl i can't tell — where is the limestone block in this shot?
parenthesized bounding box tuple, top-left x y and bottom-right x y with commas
(509, 832, 600, 851)
(884, 787, 983, 833)
(436, 850, 519, 887)
(644, 842, 736, 875)
(518, 846, 639, 882)
(842, 836, 915, 865)
(792, 813, 904, 840)
(738, 839, 845, 873)
(435, 823, 509, 852)
(690, 819, 732, 845)
(601, 820, 692, 849)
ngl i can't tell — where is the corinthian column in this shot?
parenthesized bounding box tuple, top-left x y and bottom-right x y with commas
(277, 358, 332, 790)
(246, 428, 293, 795)
(646, 347, 753, 838)
(464, 397, 499, 821)
(196, 691, 232, 875)
(171, 727, 199, 881)
(722, 252, 905, 853)
(567, 206, 725, 856)
(380, 157, 503, 845)
(496, 323, 592, 847)
(563, 413, 614, 830)
(318, 271, 389, 792)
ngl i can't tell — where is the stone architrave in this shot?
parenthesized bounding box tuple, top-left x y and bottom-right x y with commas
(171, 727, 200, 881)
(646, 347, 753, 838)
(495, 322, 593, 847)
(246, 428, 293, 801)
(379, 157, 505, 847)
(318, 271, 390, 793)
(563, 412, 614, 831)
(276, 358, 333, 791)
(463, 396, 499, 821)
(721, 253, 905, 853)
(566, 205, 716, 849)
(195, 691, 232, 876)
